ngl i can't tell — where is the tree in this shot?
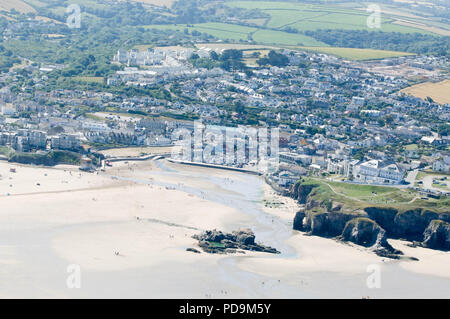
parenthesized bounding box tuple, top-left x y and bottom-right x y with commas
(210, 51, 219, 60)
(220, 49, 243, 61)
(256, 50, 289, 67)
(234, 100, 245, 114)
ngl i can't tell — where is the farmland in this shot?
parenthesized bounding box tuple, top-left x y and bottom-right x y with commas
(226, 1, 445, 35)
(145, 23, 259, 42)
(400, 80, 450, 104)
(129, 0, 175, 7)
(146, 22, 328, 46)
(0, 0, 36, 13)
(140, 1, 448, 58)
(0, 0, 447, 62)
(295, 46, 414, 60)
(195, 42, 414, 61)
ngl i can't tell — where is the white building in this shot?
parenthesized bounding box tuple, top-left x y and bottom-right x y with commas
(354, 160, 404, 184)
(51, 134, 80, 150)
(1, 104, 15, 116)
(432, 157, 450, 173)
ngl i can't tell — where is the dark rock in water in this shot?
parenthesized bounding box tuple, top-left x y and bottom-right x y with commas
(422, 220, 450, 251)
(192, 229, 280, 254)
(186, 248, 201, 254)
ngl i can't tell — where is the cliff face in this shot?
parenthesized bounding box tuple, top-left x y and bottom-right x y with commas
(292, 187, 450, 254)
(290, 182, 316, 204)
(302, 211, 365, 237)
(341, 218, 385, 247)
(365, 207, 440, 239)
(422, 220, 450, 251)
(294, 209, 398, 256)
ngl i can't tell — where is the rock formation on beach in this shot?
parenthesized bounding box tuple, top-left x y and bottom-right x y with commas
(290, 179, 450, 257)
(422, 220, 450, 250)
(192, 229, 280, 254)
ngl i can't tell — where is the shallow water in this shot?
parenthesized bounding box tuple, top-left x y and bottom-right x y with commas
(0, 160, 449, 298)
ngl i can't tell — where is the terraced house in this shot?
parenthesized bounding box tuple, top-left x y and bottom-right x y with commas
(354, 160, 404, 185)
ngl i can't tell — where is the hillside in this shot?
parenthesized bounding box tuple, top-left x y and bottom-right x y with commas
(291, 178, 450, 255)
(0, 0, 36, 13)
(0, 0, 447, 60)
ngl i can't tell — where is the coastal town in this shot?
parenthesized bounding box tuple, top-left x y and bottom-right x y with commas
(1, 45, 449, 196)
(0, 0, 449, 300)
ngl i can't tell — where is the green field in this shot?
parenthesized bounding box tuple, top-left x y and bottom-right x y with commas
(227, 1, 434, 34)
(300, 177, 449, 213)
(142, 1, 439, 58)
(145, 23, 258, 41)
(72, 76, 104, 83)
(146, 22, 326, 46)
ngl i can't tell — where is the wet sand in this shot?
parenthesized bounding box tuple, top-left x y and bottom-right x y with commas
(0, 159, 449, 298)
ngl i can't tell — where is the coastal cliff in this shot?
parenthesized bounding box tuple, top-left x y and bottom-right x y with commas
(290, 178, 450, 256)
(422, 220, 450, 250)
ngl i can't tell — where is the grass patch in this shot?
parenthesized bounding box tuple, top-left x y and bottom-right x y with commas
(405, 144, 419, 151)
(8, 151, 81, 166)
(72, 76, 104, 84)
(208, 242, 225, 248)
(226, 1, 433, 34)
(0, 146, 13, 157)
(298, 177, 449, 213)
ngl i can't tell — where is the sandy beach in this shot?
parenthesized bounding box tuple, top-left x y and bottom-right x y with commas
(0, 158, 449, 298)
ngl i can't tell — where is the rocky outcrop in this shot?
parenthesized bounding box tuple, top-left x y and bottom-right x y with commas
(290, 182, 316, 204)
(290, 181, 450, 255)
(364, 207, 398, 236)
(339, 217, 401, 257)
(233, 228, 256, 245)
(192, 229, 280, 254)
(364, 207, 448, 240)
(294, 210, 366, 237)
(422, 220, 450, 251)
(296, 205, 450, 254)
(293, 210, 401, 257)
(293, 210, 306, 231)
(394, 209, 439, 239)
(439, 212, 450, 223)
(341, 218, 384, 247)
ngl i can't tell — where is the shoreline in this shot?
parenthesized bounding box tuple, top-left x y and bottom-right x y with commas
(0, 159, 449, 298)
